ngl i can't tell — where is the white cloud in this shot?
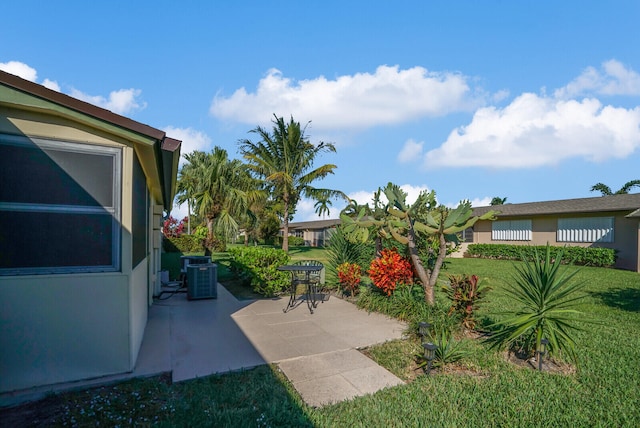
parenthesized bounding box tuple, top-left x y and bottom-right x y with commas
(397, 139, 424, 163)
(70, 87, 146, 115)
(210, 65, 480, 131)
(424, 93, 640, 168)
(42, 78, 60, 92)
(0, 60, 37, 81)
(163, 126, 212, 165)
(555, 59, 640, 98)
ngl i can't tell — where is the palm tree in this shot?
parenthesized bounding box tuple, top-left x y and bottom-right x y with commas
(180, 148, 255, 250)
(175, 152, 207, 234)
(239, 115, 345, 252)
(590, 180, 640, 196)
(490, 196, 508, 205)
(314, 196, 332, 219)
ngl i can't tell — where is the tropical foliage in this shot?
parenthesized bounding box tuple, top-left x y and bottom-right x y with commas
(238, 115, 345, 251)
(442, 274, 490, 329)
(175, 148, 259, 250)
(368, 248, 413, 296)
(484, 244, 588, 363)
(336, 262, 362, 296)
(342, 183, 497, 305)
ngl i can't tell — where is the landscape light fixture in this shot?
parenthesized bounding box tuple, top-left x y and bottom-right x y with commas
(538, 338, 549, 371)
(423, 342, 438, 375)
(418, 322, 432, 340)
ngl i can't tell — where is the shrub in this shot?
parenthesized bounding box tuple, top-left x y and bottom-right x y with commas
(162, 216, 187, 238)
(326, 227, 374, 287)
(416, 325, 469, 370)
(367, 248, 413, 296)
(337, 262, 362, 296)
(228, 247, 290, 297)
(484, 244, 588, 364)
(276, 236, 305, 247)
(466, 243, 616, 267)
(163, 234, 225, 253)
(442, 274, 490, 330)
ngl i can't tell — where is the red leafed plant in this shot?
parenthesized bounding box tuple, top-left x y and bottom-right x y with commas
(162, 216, 187, 238)
(442, 274, 490, 330)
(337, 262, 362, 296)
(368, 248, 413, 296)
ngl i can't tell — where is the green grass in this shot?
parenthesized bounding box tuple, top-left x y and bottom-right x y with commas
(5, 257, 639, 427)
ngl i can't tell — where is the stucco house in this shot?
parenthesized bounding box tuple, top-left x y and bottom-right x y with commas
(284, 219, 341, 247)
(470, 194, 640, 272)
(0, 70, 181, 394)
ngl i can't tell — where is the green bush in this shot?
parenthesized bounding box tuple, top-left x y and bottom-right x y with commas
(275, 236, 305, 247)
(163, 234, 226, 253)
(325, 227, 374, 287)
(163, 235, 204, 253)
(228, 247, 291, 297)
(466, 243, 616, 267)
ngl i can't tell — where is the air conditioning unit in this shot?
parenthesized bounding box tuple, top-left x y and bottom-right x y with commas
(180, 255, 211, 273)
(187, 263, 217, 300)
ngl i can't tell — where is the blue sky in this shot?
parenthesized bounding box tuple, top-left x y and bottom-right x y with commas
(2, 1, 639, 221)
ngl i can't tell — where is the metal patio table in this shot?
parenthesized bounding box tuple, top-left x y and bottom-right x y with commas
(277, 264, 323, 314)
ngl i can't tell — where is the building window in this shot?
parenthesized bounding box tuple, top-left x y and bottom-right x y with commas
(557, 217, 614, 243)
(0, 134, 121, 275)
(492, 219, 531, 241)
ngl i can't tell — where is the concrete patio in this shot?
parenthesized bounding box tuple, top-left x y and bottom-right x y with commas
(139, 284, 407, 407)
(2, 283, 407, 408)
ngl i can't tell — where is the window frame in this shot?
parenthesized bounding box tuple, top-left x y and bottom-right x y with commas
(557, 217, 614, 243)
(491, 219, 532, 241)
(0, 134, 121, 275)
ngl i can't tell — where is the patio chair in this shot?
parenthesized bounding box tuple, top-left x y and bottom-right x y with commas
(292, 260, 327, 302)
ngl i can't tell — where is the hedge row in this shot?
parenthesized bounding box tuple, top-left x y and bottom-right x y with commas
(465, 243, 616, 267)
(227, 246, 291, 297)
(163, 235, 225, 253)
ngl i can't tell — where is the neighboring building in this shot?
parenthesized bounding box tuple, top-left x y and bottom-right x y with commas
(471, 194, 640, 272)
(0, 70, 181, 393)
(284, 219, 341, 247)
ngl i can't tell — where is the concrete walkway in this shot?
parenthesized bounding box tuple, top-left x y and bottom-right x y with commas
(2, 284, 407, 408)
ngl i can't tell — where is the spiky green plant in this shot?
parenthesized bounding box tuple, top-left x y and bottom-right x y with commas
(485, 244, 589, 364)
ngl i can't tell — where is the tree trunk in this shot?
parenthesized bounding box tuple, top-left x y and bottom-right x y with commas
(204, 216, 215, 256)
(406, 222, 434, 305)
(282, 194, 290, 252)
(427, 232, 448, 298)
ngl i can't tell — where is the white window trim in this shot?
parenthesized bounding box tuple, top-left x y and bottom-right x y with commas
(492, 219, 532, 241)
(557, 217, 614, 243)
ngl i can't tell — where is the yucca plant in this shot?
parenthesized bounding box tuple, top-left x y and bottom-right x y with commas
(485, 244, 588, 364)
(416, 325, 469, 371)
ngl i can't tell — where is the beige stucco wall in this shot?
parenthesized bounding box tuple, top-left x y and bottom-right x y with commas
(0, 274, 130, 392)
(0, 106, 156, 392)
(472, 212, 639, 271)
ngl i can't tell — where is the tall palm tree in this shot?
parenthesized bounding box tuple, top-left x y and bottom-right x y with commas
(239, 115, 345, 251)
(590, 180, 640, 196)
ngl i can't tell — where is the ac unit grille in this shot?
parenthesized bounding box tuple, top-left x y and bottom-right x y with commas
(180, 256, 211, 273)
(187, 263, 217, 300)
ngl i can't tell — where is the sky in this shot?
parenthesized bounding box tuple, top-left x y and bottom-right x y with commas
(2, 1, 639, 222)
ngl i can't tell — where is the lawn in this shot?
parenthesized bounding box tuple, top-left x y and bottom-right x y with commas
(3, 257, 639, 427)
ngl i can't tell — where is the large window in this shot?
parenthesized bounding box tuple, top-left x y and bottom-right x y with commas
(0, 134, 121, 275)
(557, 217, 614, 243)
(492, 219, 531, 241)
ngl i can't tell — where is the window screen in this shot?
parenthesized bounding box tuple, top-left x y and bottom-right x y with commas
(0, 134, 121, 275)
